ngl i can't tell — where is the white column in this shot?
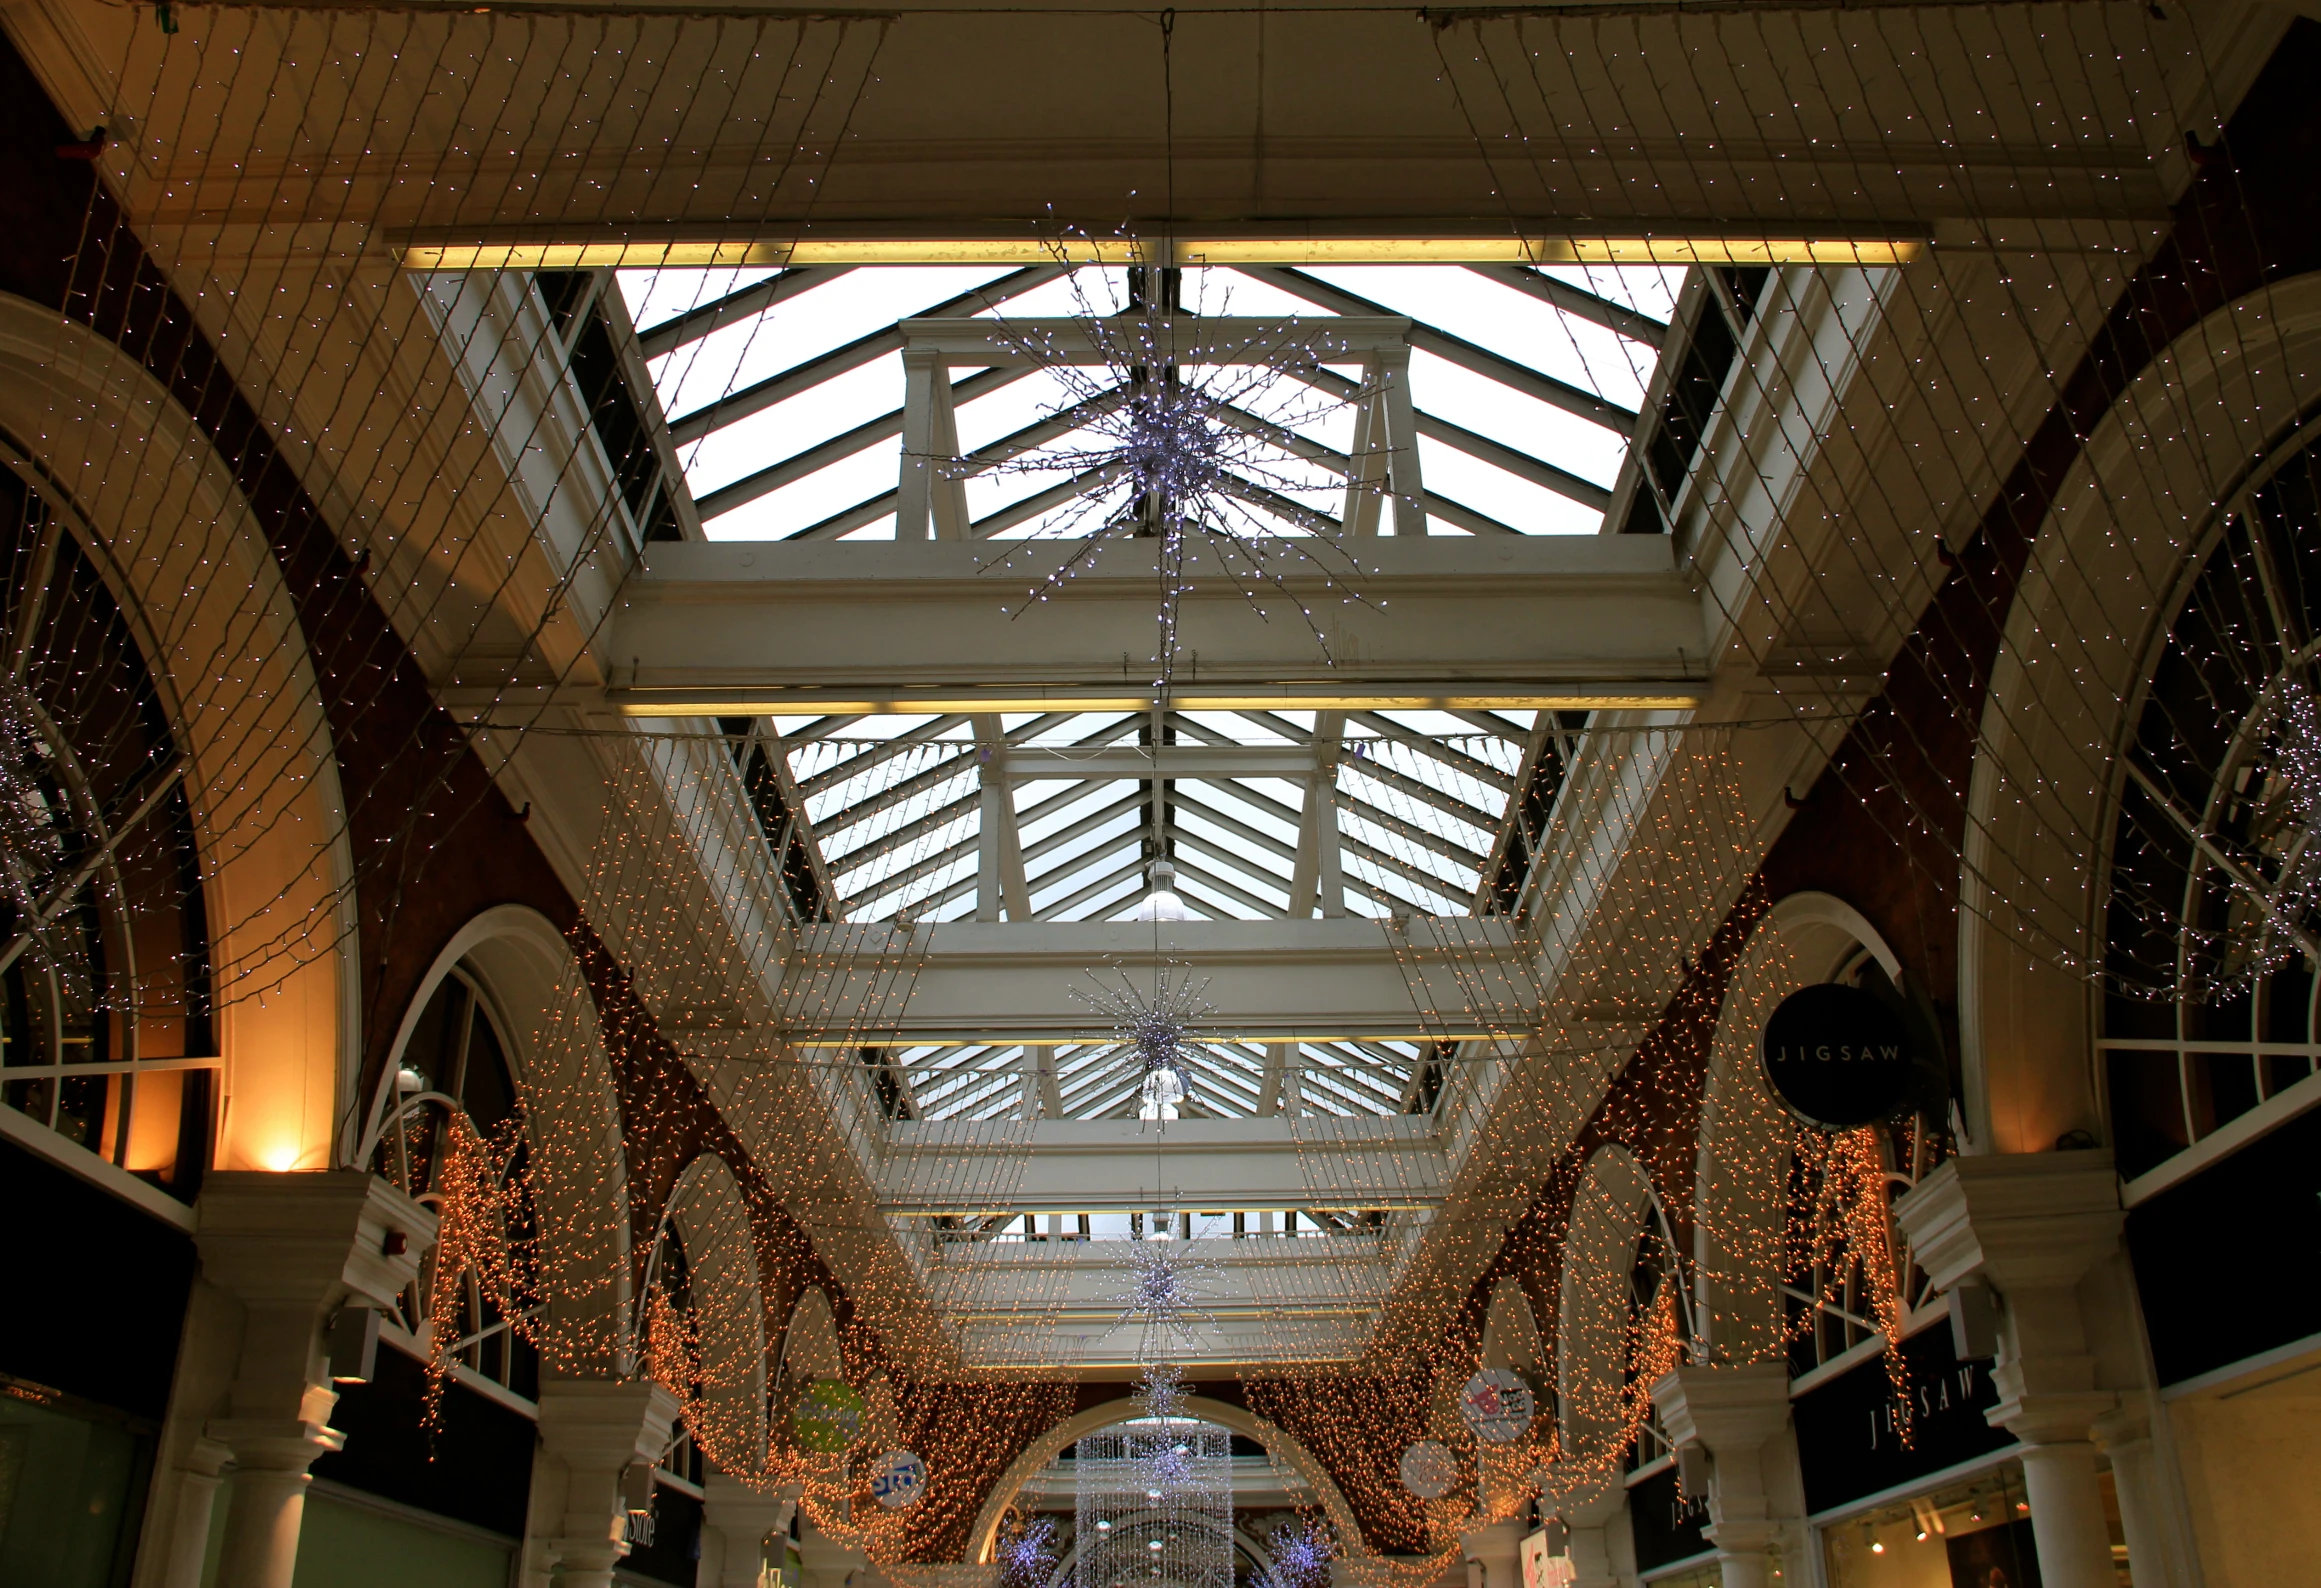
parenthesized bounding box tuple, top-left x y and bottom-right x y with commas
(1651, 1362, 1800, 1588)
(155, 1437, 234, 1588)
(1375, 346, 1426, 536)
(1463, 1519, 1525, 1588)
(898, 347, 941, 539)
(1895, 1152, 2126, 1588)
(194, 1172, 436, 1588)
(702, 1473, 796, 1588)
(533, 1378, 683, 1588)
(1339, 367, 1386, 537)
(1538, 1471, 1628, 1588)
(2091, 1405, 2174, 1587)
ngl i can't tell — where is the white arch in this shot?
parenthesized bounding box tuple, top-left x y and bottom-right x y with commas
(669, 1151, 771, 1474)
(0, 292, 358, 1173)
(963, 1394, 1370, 1569)
(1480, 1275, 1546, 1375)
(1690, 893, 1907, 1365)
(1964, 270, 2321, 1152)
(1545, 1145, 1655, 1513)
(370, 903, 632, 1372)
(779, 1284, 845, 1385)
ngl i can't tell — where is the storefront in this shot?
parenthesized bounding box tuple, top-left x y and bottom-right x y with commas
(1795, 1321, 2125, 1588)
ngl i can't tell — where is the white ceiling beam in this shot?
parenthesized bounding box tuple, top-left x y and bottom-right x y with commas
(898, 314, 1416, 366)
(1006, 745, 1316, 780)
(880, 1115, 1446, 1214)
(604, 537, 1708, 714)
(782, 917, 1528, 1044)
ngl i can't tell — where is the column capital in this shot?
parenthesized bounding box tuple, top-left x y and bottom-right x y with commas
(536, 1376, 686, 1575)
(703, 1467, 799, 1585)
(1649, 1362, 1791, 1455)
(196, 1170, 437, 1315)
(1892, 1151, 2121, 1295)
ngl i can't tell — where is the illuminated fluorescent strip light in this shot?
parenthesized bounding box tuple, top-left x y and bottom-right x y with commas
(1180, 236, 1928, 266)
(784, 1030, 1506, 1047)
(610, 687, 1704, 716)
(402, 235, 1925, 271)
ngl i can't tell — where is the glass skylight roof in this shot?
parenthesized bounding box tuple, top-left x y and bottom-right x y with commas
(775, 708, 1539, 927)
(583, 263, 1682, 1118)
(616, 262, 1676, 541)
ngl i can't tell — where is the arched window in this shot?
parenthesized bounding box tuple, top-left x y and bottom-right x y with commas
(2102, 428, 2321, 1180)
(0, 442, 213, 1196)
(369, 962, 540, 1396)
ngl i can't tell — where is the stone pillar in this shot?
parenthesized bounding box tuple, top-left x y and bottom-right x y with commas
(1651, 1363, 1799, 1588)
(799, 1509, 871, 1588)
(195, 1172, 435, 1588)
(1895, 1152, 2124, 1588)
(2092, 1405, 2173, 1587)
(534, 1378, 684, 1588)
(156, 1437, 234, 1588)
(1463, 1519, 1525, 1588)
(1537, 1469, 1628, 1588)
(702, 1472, 796, 1588)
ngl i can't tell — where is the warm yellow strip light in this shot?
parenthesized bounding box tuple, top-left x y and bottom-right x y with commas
(787, 1031, 1504, 1047)
(613, 690, 1703, 717)
(403, 235, 1924, 272)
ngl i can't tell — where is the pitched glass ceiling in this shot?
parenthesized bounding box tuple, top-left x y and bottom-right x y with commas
(617, 262, 1675, 541)
(592, 263, 1677, 1120)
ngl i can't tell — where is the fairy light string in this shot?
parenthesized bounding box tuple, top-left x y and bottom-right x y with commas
(10, 1, 2309, 1574)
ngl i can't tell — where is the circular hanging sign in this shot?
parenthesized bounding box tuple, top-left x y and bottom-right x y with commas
(1458, 1369, 1537, 1444)
(869, 1448, 928, 1510)
(1759, 983, 1915, 1129)
(1399, 1439, 1459, 1500)
(793, 1378, 866, 1454)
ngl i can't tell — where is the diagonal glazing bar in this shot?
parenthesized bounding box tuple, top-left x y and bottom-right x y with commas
(1335, 789, 1492, 870)
(638, 266, 854, 360)
(1244, 267, 1639, 433)
(694, 366, 1032, 520)
(1171, 846, 1292, 916)
(666, 265, 1065, 444)
(1463, 264, 1670, 348)
(796, 715, 971, 799)
(1036, 853, 1150, 921)
(1292, 366, 1614, 512)
(790, 489, 900, 541)
(1343, 712, 1518, 791)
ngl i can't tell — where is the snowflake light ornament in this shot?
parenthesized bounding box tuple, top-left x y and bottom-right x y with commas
(1252, 1521, 1336, 1588)
(1137, 1359, 1188, 1421)
(998, 1517, 1058, 1588)
(1075, 958, 1214, 1122)
(941, 262, 1383, 692)
(1116, 1237, 1216, 1344)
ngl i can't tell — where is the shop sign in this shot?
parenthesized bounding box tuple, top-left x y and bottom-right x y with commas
(870, 1449, 927, 1509)
(1760, 983, 1914, 1129)
(793, 1378, 866, 1453)
(1457, 1368, 1537, 1443)
(1793, 1325, 2013, 1515)
(1399, 1439, 1459, 1500)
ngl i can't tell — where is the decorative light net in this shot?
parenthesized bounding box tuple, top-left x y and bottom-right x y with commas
(1074, 1420, 1234, 1588)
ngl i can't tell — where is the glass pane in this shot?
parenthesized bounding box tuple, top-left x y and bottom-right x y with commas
(2187, 1051, 2262, 1139)
(2105, 1051, 2188, 1180)
(0, 1392, 148, 1587)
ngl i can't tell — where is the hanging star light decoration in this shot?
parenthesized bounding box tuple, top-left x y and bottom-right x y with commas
(1137, 1359, 1188, 1421)
(942, 259, 1384, 691)
(1074, 957, 1215, 1120)
(998, 1517, 1058, 1588)
(1115, 1236, 1217, 1346)
(1251, 1521, 1336, 1588)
